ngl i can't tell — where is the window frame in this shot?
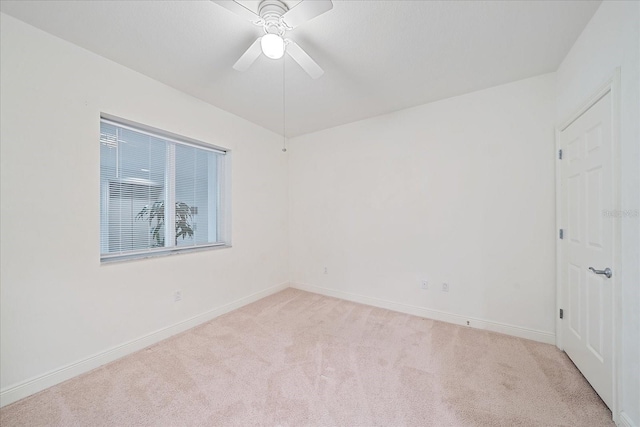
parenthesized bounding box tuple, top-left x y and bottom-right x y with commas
(99, 114, 231, 263)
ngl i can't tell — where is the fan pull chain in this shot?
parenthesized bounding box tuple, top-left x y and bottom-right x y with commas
(282, 55, 287, 152)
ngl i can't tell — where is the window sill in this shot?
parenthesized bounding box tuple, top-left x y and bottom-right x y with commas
(100, 243, 232, 264)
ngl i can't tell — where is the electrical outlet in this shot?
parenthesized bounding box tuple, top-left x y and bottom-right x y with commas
(442, 283, 449, 292)
(420, 280, 428, 290)
(324, 267, 328, 274)
(174, 290, 182, 302)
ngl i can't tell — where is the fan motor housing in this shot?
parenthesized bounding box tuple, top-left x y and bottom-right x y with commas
(259, 0, 289, 34)
(258, 0, 288, 17)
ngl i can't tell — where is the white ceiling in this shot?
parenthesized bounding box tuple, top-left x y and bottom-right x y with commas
(0, 0, 600, 137)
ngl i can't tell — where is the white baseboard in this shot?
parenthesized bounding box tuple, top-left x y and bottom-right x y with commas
(619, 412, 637, 427)
(0, 282, 289, 408)
(291, 282, 556, 345)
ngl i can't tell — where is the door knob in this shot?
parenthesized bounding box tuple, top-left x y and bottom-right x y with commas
(589, 267, 612, 279)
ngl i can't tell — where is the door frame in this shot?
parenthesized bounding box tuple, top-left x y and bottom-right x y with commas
(555, 68, 622, 421)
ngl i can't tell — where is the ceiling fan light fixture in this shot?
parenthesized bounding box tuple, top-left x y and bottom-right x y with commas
(261, 34, 285, 59)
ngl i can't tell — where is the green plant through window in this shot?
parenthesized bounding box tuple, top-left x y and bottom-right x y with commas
(136, 201, 194, 247)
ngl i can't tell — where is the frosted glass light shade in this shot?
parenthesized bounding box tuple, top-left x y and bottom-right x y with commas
(261, 34, 285, 59)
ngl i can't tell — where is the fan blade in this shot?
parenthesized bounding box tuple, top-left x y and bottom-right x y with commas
(286, 40, 324, 79)
(211, 0, 260, 22)
(282, 0, 333, 29)
(233, 38, 262, 72)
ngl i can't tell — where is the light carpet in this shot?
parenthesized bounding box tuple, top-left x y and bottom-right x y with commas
(1, 288, 613, 426)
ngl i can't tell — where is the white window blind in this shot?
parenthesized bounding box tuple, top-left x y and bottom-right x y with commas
(100, 118, 227, 262)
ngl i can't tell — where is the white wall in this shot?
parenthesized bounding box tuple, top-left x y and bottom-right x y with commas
(556, 2, 640, 425)
(0, 14, 288, 405)
(289, 73, 557, 342)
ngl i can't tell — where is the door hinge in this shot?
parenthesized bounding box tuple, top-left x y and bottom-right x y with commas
(559, 309, 564, 319)
(558, 149, 563, 160)
(559, 229, 564, 239)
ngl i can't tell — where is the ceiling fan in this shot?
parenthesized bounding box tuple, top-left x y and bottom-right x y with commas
(212, 0, 332, 79)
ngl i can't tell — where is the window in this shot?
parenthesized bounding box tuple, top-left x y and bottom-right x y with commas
(100, 117, 229, 262)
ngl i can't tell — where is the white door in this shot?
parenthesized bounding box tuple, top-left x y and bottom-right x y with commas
(559, 90, 614, 409)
